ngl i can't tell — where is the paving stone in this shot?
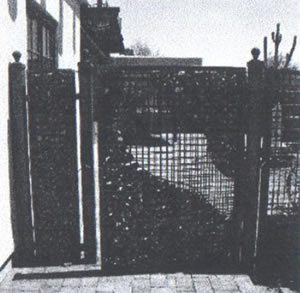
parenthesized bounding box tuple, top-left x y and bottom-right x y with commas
(0, 263, 12, 284)
(59, 287, 81, 293)
(81, 276, 99, 287)
(232, 275, 256, 293)
(98, 278, 132, 292)
(96, 277, 111, 283)
(106, 276, 127, 283)
(166, 275, 177, 288)
(136, 274, 151, 279)
(173, 273, 185, 278)
(151, 288, 177, 293)
(62, 277, 82, 288)
(0, 288, 40, 293)
(0, 288, 41, 293)
(132, 281, 151, 293)
(0, 271, 15, 285)
(193, 275, 214, 293)
(176, 275, 193, 291)
(191, 274, 211, 281)
(96, 282, 115, 292)
(132, 288, 151, 293)
(9, 279, 45, 291)
(117, 275, 135, 282)
(110, 275, 135, 285)
(40, 278, 64, 288)
(113, 283, 133, 293)
(0, 280, 14, 290)
(209, 275, 239, 292)
(0, 268, 292, 293)
(132, 276, 151, 288)
(40, 286, 62, 293)
(151, 274, 168, 287)
(76, 289, 99, 293)
(41, 279, 64, 289)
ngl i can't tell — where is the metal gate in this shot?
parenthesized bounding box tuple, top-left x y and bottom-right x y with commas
(93, 64, 247, 273)
(9, 66, 81, 267)
(9, 54, 299, 285)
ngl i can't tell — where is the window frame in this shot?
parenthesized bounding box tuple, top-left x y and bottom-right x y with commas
(27, 0, 58, 72)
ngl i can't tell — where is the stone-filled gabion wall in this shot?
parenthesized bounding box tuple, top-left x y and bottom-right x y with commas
(96, 65, 246, 272)
(99, 124, 230, 272)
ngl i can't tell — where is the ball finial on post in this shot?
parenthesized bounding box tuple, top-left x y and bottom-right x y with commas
(12, 51, 22, 63)
(247, 47, 264, 88)
(251, 48, 261, 60)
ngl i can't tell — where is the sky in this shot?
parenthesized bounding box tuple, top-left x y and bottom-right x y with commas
(91, 0, 300, 67)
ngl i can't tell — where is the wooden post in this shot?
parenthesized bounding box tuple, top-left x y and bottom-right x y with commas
(79, 59, 96, 263)
(240, 48, 266, 273)
(8, 51, 34, 266)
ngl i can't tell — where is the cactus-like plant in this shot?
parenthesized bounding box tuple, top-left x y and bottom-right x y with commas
(284, 36, 297, 68)
(264, 23, 297, 69)
(271, 23, 282, 68)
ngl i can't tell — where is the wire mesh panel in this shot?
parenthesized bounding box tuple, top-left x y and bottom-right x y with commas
(267, 70, 300, 214)
(27, 70, 80, 266)
(96, 65, 246, 273)
(257, 69, 300, 289)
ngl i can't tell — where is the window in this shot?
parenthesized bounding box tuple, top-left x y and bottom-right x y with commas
(27, 0, 57, 71)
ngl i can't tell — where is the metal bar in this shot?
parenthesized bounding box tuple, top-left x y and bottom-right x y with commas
(79, 62, 96, 263)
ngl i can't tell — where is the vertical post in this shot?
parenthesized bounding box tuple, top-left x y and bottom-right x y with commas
(263, 37, 268, 65)
(8, 51, 34, 266)
(232, 114, 246, 267)
(255, 68, 273, 279)
(240, 48, 266, 273)
(79, 59, 96, 263)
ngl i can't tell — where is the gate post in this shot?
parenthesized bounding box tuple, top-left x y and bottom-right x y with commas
(240, 48, 268, 274)
(8, 51, 34, 266)
(79, 59, 96, 263)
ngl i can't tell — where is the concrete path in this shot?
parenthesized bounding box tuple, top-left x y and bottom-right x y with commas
(0, 266, 297, 293)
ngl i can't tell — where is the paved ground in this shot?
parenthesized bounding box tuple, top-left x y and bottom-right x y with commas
(0, 265, 297, 293)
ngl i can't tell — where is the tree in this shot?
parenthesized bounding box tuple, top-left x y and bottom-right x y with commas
(263, 23, 297, 69)
(126, 40, 160, 56)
